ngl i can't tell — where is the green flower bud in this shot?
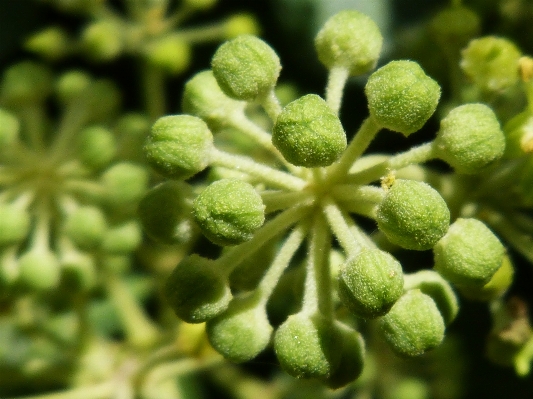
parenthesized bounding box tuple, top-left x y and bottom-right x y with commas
(274, 312, 342, 379)
(272, 94, 347, 167)
(18, 249, 61, 290)
(365, 60, 441, 136)
(519, 156, 533, 205)
(193, 179, 265, 246)
(376, 179, 450, 250)
(503, 111, 533, 158)
(78, 126, 117, 169)
(138, 181, 194, 244)
(206, 293, 272, 362)
(25, 26, 69, 60)
(0, 203, 30, 246)
(181, 70, 246, 131)
(224, 14, 260, 39)
(379, 289, 445, 357)
(101, 221, 142, 254)
(81, 21, 123, 61)
(403, 270, 458, 325)
(0, 62, 52, 105)
(64, 206, 107, 249)
(322, 323, 365, 389)
(0, 108, 19, 148)
(434, 104, 505, 174)
(338, 248, 404, 319)
(430, 6, 480, 54)
(145, 115, 213, 179)
(461, 36, 522, 92)
(211, 35, 281, 101)
(101, 162, 149, 206)
(165, 255, 231, 323)
(55, 70, 91, 103)
(145, 35, 191, 75)
(434, 218, 505, 288)
(457, 254, 513, 301)
(315, 10, 383, 76)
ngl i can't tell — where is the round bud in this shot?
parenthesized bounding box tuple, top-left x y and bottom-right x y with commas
(365, 60, 441, 136)
(434, 104, 505, 174)
(430, 6, 480, 54)
(145, 35, 191, 75)
(211, 35, 281, 101)
(434, 218, 505, 288)
(224, 14, 260, 38)
(379, 289, 445, 357)
(64, 206, 107, 249)
(315, 10, 383, 76)
(274, 312, 342, 379)
(457, 254, 513, 301)
(145, 115, 213, 179)
(272, 94, 347, 167)
(403, 270, 458, 325)
(338, 248, 404, 319)
(81, 21, 123, 61)
(0, 108, 19, 148)
(461, 36, 522, 92)
(101, 162, 149, 206)
(78, 125, 117, 169)
(0, 62, 52, 105)
(376, 179, 450, 250)
(206, 293, 272, 362)
(18, 249, 61, 290)
(165, 255, 231, 323)
(0, 203, 30, 246)
(193, 179, 265, 246)
(55, 70, 91, 103)
(101, 221, 142, 254)
(25, 27, 69, 60)
(322, 323, 365, 389)
(138, 181, 194, 244)
(181, 70, 246, 131)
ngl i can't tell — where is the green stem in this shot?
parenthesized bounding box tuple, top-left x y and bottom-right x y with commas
(19, 103, 46, 150)
(325, 116, 381, 184)
(325, 66, 349, 115)
(210, 148, 307, 191)
(104, 273, 160, 348)
(301, 213, 332, 317)
(256, 223, 307, 304)
(143, 62, 166, 121)
(260, 88, 282, 121)
(322, 197, 372, 257)
(13, 381, 115, 399)
(347, 141, 436, 185)
(140, 355, 224, 398)
(331, 184, 385, 203)
(63, 179, 107, 201)
(261, 190, 314, 213)
(216, 203, 313, 275)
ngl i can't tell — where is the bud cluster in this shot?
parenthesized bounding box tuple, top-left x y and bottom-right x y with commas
(140, 9, 513, 388)
(0, 64, 147, 291)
